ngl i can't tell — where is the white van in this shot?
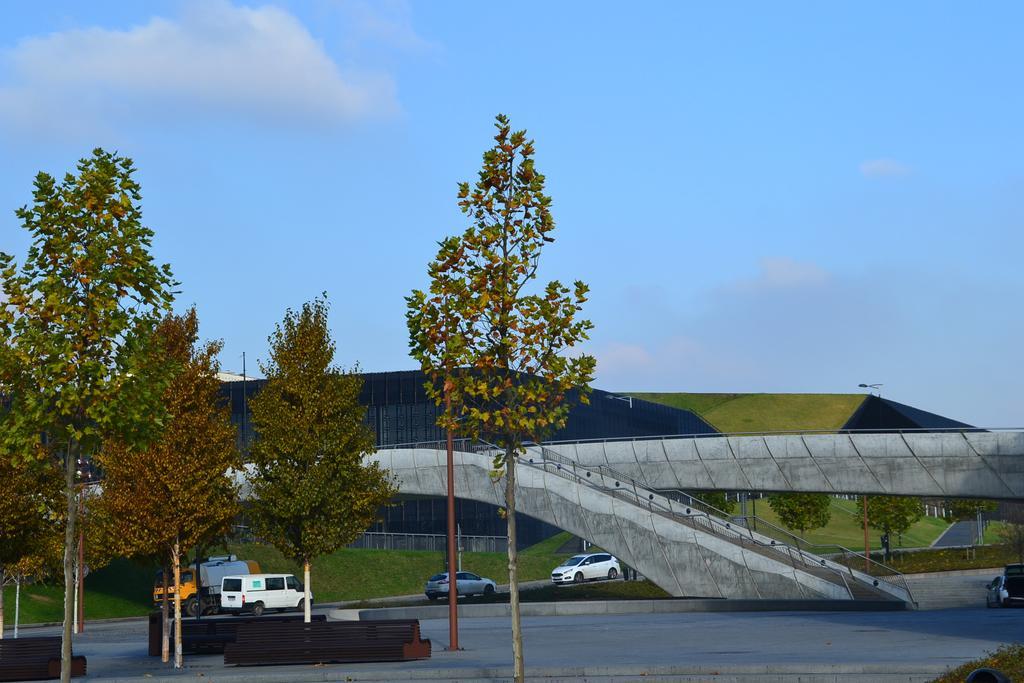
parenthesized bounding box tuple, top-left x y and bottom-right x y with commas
(220, 573, 310, 616)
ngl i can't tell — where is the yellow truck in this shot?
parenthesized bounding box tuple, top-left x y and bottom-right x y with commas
(153, 556, 261, 616)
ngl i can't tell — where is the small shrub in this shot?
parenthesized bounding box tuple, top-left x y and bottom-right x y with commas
(930, 643, 1024, 682)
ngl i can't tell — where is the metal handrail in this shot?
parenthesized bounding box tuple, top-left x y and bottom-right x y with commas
(536, 426, 1010, 446)
(517, 444, 848, 591)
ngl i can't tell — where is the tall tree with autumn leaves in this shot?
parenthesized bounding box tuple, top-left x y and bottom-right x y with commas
(407, 114, 596, 682)
(0, 150, 175, 682)
(247, 295, 396, 623)
(94, 309, 240, 668)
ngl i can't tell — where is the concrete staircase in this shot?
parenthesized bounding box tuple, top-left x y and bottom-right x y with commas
(902, 568, 999, 610)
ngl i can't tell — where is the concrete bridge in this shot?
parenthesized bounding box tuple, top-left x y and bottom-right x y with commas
(373, 430, 1022, 605)
(539, 430, 1024, 499)
(372, 444, 912, 604)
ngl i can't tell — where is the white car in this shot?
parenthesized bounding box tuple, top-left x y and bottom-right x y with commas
(986, 573, 1024, 608)
(424, 571, 497, 600)
(551, 553, 620, 584)
(220, 573, 310, 616)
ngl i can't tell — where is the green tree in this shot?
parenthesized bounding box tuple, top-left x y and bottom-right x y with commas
(998, 503, 1024, 564)
(945, 499, 999, 521)
(407, 114, 596, 682)
(0, 149, 174, 681)
(248, 296, 396, 623)
(768, 493, 832, 537)
(689, 491, 736, 515)
(93, 309, 240, 667)
(865, 496, 922, 558)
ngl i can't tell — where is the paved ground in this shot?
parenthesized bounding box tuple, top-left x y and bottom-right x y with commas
(932, 520, 979, 547)
(18, 606, 1023, 681)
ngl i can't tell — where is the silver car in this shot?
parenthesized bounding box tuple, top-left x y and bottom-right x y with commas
(425, 571, 497, 600)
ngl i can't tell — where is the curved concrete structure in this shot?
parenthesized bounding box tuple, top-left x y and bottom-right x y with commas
(540, 431, 1024, 499)
(371, 447, 911, 603)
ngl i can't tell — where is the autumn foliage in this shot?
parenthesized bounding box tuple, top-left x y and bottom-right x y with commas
(1, 149, 175, 682)
(95, 309, 240, 562)
(406, 114, 596, 683)
(94, 309, 239, 666)
(247, 295, 396, 622)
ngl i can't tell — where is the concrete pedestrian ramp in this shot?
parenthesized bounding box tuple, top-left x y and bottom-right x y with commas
(541, 430, 1024, 499)
(371, 446, 914, 605)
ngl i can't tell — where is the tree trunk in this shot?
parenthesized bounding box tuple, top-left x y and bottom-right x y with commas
(303, 561, 311, 623)
(0, 572, 5, 640)
(161, 564, 169, 663)
(505, 447, 524, 683)
(60, 440, 79, 683)
(173, 538, 182, 669)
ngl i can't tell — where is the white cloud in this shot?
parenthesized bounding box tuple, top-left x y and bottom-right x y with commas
(728, 257, 829, 292)
(0, 1, 397, 136)
(336, 0, 439, 54)
(859, 158, 911, 178)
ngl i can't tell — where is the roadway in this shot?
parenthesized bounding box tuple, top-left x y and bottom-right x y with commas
(21, 606, 1023, 682)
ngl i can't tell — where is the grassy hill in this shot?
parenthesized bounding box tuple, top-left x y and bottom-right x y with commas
(629, 392, 866, 433)
(2, 533, 577, 627)
(754, 497, 949, 550)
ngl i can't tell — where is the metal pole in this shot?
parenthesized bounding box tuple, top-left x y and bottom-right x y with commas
(445, 391, 459, 651)
(242, 352, 248, 456)
(863, 495, 870, 572)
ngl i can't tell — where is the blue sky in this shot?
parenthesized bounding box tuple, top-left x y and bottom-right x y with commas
(1, 1, 1021, 426)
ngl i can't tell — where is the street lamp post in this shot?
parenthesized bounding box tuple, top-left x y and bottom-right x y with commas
(444, 390, 460, 651)
(607, 394, 633, 409)
(856, 383, 884, 569)
(857, 383, 883, 397)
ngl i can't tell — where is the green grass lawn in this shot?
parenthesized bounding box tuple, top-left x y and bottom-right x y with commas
(1, 535, 577, 628)
(887, 544, 1022, 574)
(2, 558, 157, 627)
(629, 392, 866, 433)
(748, 497, 950, 551)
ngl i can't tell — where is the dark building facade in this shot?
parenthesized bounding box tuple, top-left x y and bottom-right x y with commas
(221, 370, 717, 546)
(222, 370, 717, 449)
(221, 373, 974, 547)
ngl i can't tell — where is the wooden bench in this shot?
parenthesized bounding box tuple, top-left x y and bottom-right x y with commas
(224, 619, 431, 666)
(147, 612, 327, 655)
(0, 636, 86, 682)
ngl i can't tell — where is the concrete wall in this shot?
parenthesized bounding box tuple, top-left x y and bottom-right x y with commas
(541, 431, 1024, 499)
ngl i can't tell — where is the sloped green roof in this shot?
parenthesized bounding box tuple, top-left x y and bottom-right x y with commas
(628, 393, 867, 433)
